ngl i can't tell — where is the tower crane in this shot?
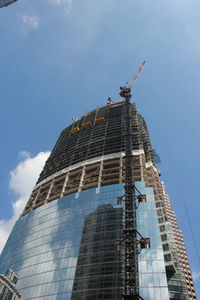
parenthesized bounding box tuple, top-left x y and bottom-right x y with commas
(120, 61, 146, 98)
(121, 61, 147, 300)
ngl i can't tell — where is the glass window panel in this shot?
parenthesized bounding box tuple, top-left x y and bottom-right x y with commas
(149, 287, 155, 299)
(0, 183, 170, 299)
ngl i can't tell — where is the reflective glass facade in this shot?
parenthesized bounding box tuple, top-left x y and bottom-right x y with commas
(0, 183, 169, 300)
(137, 181, 169, 299)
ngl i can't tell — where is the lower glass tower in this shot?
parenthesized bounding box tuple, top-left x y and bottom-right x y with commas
(0, 101, 196, 299)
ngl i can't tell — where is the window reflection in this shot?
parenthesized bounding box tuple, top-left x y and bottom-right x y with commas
(71, 204, 123, 299)
(0, 183, 171, 300)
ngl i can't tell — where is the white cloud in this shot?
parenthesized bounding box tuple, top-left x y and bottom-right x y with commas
(51, 0, 68, 4)
(22, 15, 39, 30)
(50, 0, 72, 11)
(0, 151, 50, 254)
(18, 150, 30, 160)
(192, 271, 200, 282)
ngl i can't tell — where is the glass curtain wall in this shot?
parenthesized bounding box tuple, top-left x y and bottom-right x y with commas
(0, 183, 169, 300)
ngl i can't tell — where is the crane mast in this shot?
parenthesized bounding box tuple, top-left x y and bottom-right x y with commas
(122, 61, 146, 299)
(123, 88, 139, 299)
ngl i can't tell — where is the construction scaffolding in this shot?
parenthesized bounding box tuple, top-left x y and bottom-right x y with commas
(22, 102, 154, 218)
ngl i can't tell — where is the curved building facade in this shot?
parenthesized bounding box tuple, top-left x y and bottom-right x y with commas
(0, 101, 196, 299)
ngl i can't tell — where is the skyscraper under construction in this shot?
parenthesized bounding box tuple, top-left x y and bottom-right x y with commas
(0, 95, 197, 299)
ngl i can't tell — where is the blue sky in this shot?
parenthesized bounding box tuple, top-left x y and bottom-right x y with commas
(0, 0, 200, 297)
